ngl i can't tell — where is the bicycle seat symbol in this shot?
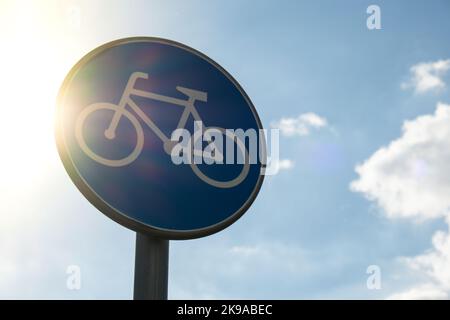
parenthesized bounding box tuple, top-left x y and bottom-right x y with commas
(75, 72, 250, 188)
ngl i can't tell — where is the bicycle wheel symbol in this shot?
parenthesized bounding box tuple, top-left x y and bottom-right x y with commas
(75, 103, 144, 167)
(190, 127, 250, 188)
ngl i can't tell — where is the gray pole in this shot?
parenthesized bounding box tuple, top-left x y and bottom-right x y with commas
(133, 232, 169, 300)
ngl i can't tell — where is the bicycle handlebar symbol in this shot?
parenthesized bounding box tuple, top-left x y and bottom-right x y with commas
(75, 72, 250, 188)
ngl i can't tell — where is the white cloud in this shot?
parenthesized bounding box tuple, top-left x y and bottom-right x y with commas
(351, 102, 450, 299)
(170, 241, 317, 299)
(271, 113, 328, 137)
(387, 284, 448, 300)
(265, 158, 295, 176)
(387, 221, 450, 299)
(351, 103, 450, 220)
(402, 59, 450, 94)
(229, 245, 268, 257)
(276, 158, 295, 171)
(404, 219, 450, 286)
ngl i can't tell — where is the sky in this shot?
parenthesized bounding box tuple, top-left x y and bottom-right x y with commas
(1, 0, 450, 299)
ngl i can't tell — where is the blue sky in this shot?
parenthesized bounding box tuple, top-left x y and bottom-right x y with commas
(1, 0, 450, 299)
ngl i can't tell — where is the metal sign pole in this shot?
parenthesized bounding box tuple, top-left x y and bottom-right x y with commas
(133, 233, 169, 300)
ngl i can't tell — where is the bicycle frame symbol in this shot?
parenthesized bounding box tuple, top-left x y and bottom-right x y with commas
(75, 72, 250, 188)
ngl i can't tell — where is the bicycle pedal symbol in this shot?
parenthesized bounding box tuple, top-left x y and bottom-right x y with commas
(76, 72, 250, 188)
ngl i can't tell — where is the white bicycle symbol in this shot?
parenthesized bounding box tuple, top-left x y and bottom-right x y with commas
(75, 71, 249, 188)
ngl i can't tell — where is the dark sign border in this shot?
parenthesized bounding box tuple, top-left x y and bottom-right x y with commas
(55, 37, 265, 240)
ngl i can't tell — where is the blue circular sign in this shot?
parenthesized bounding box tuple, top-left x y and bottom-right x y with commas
(56, 37, 264, 239)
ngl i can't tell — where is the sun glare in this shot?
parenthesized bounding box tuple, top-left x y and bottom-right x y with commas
(0, 0, 88, 227)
